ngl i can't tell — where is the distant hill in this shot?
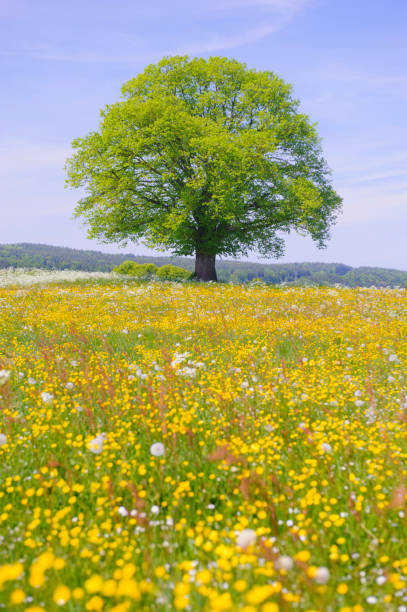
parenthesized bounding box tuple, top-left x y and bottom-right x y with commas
(0, 243, 406, 288)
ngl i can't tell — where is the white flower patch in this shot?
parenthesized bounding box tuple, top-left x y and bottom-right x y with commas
(128, 364, 148, 380)
(41, 391, 54, 405)
(0, 370, 11, 386)
(176, 366, 197, 378)
(365, 407, 377, 424)
(87, 433, 107, 454)
(0, 433, 8, 447)
(0, 268, 114, 287)
(171, 351, 190, 368)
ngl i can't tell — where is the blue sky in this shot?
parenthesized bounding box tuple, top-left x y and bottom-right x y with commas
(1, 0, 406, 268)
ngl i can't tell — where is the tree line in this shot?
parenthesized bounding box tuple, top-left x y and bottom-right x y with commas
(1, 243, 406, 287)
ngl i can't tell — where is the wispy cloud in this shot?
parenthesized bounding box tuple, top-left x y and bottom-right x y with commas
(300, 62, 407, 124)
(169, 23, 282, 57)
(1, 0, 313, 63)
(326, 143, 407, 226)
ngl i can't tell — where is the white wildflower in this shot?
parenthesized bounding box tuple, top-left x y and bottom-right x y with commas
(389, 354, 399, 362)
(0, 433, 7, 447)
(150, 442, 165, 457)
(0, 370, 11, 386)
(87, 433, 106, 454)
(41, 391, 54, 404)
(151, 505, 160, 515)
(236, 528, 257, 548)
(65, 382, 74, 390)
(177, 366, 197, 378)
(0, 268, 113, 288)
(171, 352, 189, 368)
(118, 506, 128, 517)
(365, 407, 376, 423)
(366, 596, 377, 604)
(321, 443, 333, 454)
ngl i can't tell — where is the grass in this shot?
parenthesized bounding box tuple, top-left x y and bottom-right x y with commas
(0, 279, 407, 611)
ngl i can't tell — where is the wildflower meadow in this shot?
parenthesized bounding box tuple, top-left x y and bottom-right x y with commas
(1, 276, 407, 611)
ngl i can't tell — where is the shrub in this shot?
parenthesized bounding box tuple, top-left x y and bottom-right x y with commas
(113, 261, 157, 278)
(156, 264, 191, 281)
(138, 263, 158, 278)
(113, 261, 140, 275)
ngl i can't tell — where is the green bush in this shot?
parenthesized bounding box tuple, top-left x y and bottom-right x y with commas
(138, 263, 158, 277)
(156, 264, 191, 281)
(113, 261, 157, 278)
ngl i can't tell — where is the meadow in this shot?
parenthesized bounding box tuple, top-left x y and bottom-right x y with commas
(0, 276, 407, 611)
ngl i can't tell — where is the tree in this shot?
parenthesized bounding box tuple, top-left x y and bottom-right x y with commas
(65, 55, 342, 281)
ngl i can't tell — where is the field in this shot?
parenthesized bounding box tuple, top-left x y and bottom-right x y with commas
(1, 278, 407, 611)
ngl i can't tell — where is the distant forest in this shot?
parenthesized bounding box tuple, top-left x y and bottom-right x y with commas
(1, 243, 406, 288)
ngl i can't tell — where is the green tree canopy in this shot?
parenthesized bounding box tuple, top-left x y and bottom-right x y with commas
(65, 55, 342, 280)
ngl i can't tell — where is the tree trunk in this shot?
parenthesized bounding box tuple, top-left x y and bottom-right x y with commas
(194, 253, 217, 281)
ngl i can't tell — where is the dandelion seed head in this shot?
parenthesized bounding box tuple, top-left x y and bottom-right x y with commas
(314, 567, 330, 584)
(150, 442, 165, 457)
(236, 529, 257, 549)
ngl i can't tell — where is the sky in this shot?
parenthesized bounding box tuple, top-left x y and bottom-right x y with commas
(1, 0, 406, 269)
